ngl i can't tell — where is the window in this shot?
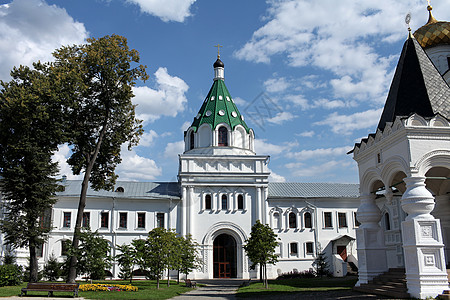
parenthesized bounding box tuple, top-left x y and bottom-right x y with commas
(237, 194, 244, 210)
(324, 212, 333, 228)
(36, 243, 44, 258)
(63, 212, 71, 228)
(273, 212, 280, 229)
(82, 212, 90, 228)
(119, 212, 127, 229)
(338, 212, 347, 228)
(306, 242, 314, 254)
(304, 212, 312, 228)
(137, 212, 145, 229)
(156, 213, 164, 228)
(205, 194, 212, 210)
(218, 127, 228, 146)
(221, 194, 228, 210)
(385, 212, 391, 230)
(101, 212, 109, 228)
(290, 242, 298, 255)
(61, 240, 70, 256)
(354, 212, 361, 227)
(289, 212, 297, 228)
(189, 131, 195, 150)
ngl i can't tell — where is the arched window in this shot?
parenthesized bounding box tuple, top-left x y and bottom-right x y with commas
(205, 194, 212, 210)
(385, 212, 391, 230)
(273, 212, 280, 229)
(218, 127, 228, 146)
(289, 212, 297, 228)
(189, 131, 195, 150)
(237, 194, 244, 210)
(221, 194, 228, 210)
(304, 212, 312, 228)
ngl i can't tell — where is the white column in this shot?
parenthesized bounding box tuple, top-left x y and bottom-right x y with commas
(263, 187, 269, 225)
(400, 176, 448, 299)
(256, 187, 262, 221)
(181, 186, 187, 236)
(355, 193, 388, 286)
(431, 194, 450, 266)
(188, 186, 194, 235)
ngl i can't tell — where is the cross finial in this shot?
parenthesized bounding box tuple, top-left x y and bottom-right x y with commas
(214, 44, 223, 58)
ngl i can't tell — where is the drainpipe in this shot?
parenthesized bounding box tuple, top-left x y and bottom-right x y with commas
(304, 200, 319, 255)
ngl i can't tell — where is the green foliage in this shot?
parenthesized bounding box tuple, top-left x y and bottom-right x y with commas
(43, 253, 62, 281)
(0, 64, 65, 282)
(244, 220, 279, 289)
(313, 248, 330, 277)
(116, 244, 136, 283)
(0, 264, 23, 286)
(64, 229, 112, 280)
(2, 250, 16, 265)
(178, 234, 201, 279)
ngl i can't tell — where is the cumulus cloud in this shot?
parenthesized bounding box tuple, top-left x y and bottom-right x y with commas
(254, 139, 298, 156)
(297, 130, 314, 137)
(126, 0, 196, 22)
(164, 140, 184, 160)
(314, 108, 382, 135)
(264, 77, 291, 93)
(52, 144, 82, 180)
(286, 146, 350, 161)
(269, 170, 286, 182)
(138, 130, 158, 147)
(267, 111, 295, 124)
(133, 67, 189, 124)
(116, 144, 162, 181)
(0, 0, 88, 81)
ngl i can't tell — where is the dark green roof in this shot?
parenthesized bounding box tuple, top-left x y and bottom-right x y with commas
(190, 79, 251, 133)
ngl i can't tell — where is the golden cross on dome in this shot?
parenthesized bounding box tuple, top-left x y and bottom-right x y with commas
(214, 44, 223, 58)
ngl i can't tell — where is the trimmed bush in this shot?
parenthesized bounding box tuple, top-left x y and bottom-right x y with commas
(0, 264, 23, 286)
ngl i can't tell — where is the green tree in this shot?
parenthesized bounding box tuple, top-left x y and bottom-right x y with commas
(145, 228, 176, 289)
(131, 239, 149, 278)
(313, 245, 329, 277)
(43, 253, 61, 281)
(116, 244, 136, 283)
(70, 229, 112, 280)
(178, 234, 200, 282)
(0, 64, 65, 282)
(49, 35, 148, 282)
(244, 220, 279, 289)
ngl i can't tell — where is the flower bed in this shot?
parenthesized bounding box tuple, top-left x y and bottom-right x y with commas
(79, 283, 138, 292)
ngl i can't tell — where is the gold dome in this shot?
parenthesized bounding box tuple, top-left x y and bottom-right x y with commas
(413, 5, 450, 49)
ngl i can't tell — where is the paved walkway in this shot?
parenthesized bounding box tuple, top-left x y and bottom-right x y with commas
(171, 279, 241, 300)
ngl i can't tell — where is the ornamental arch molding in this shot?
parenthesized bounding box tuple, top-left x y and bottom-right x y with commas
(414, 150, 450, 177)
(202, 221, 247, 246)
(380, 156, 409, 187)
(360, 168, 384, 194)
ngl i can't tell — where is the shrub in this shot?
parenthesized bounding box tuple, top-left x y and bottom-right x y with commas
(277, 269, 316, 280)
(0, 264, 23, 286)
(43, 253, 61, 281)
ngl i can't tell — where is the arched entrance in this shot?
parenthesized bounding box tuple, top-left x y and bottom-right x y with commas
(213, 234, 237, 278)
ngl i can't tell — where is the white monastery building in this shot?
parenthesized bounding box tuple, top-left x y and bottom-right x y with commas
(1, 4, 450, 299)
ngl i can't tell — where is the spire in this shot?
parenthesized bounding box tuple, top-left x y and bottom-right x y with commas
(426, 3, 438, 25)
(376, 35, 450, 131)
(213, 44, 224, 81)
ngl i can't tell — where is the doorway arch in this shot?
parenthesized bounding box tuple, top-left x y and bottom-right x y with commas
(213, 234, 237, 278)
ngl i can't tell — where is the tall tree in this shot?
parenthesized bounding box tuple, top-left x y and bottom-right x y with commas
(50, 35, 148, 282)
(243, 220, 279, 289)
(178, 234, 200, 282)
(116, 244, 137, 283)
(0, 64, 64, 282)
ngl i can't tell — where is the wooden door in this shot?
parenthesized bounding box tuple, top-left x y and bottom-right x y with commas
(337, 246, 347, 261)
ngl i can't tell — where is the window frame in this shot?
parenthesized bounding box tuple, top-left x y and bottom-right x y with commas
(119, 212, 128, 229)
(218, 126, 228, 146)
(288, 212, 297, 229)
(100, 212, 109, 229)
(305, 242, 314, 255)
(289, 242, 298, 256)
(205, 194, 212, 210)
(324, 212, 333, 228)
(63, 212, 71, 228)
(304, 211, 312, 229)
(137, 212, 146, 229)
(237, 194, 244, 210)
(156, 212, 165, 228)
(338, 212, 347, 228)
(82, 211, 90, 228)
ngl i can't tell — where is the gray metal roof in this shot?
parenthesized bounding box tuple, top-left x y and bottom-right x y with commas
(268, 182, 359, 199)
(57, 180, 180, 200)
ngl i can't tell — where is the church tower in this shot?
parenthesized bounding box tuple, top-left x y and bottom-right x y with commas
(178, 53, 270, 279)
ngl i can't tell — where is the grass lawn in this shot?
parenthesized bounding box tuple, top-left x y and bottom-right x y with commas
(0, 280, 192, 299)
(237, 276, 358, 298)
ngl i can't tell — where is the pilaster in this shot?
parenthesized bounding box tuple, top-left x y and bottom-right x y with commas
(401, 176, 448, 299)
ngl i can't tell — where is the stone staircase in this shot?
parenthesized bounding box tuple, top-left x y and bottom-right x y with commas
(347, 262, 358, 276)
(353, 268, 410, 299)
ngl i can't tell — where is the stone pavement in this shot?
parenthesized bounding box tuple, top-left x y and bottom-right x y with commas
(171, 279, 241, 300)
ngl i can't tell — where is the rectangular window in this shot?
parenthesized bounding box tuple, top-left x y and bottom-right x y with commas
(306, 242, 314, 254)
(324, 212, 333, 228)
(63, 212, 71, 228)
(36, 243, 44, 258)
(156, 213, 164, 228)
(119, 212, 127, 229)
(338, 212, 347, 228)
(205, 195, 212, 210)
(101, 212, 109, 228)
(137, 212, 145, 229)
(290, 242, 298, 255)
(237, 195, 244, 210)
(82, 212, 90, 228)
(354, 212, 361, 227)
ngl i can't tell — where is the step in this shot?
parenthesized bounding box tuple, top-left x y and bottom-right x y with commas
(358, 284, 408, 293)
(354, 285, 410, 299)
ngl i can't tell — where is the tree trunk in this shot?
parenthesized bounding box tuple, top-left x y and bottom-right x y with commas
(167, 268, 170, 287)
(28, 243, 38, 283)
(264, 264, 268, 289)
(177, 269, 180, 284)
(259, 264, 262, 283)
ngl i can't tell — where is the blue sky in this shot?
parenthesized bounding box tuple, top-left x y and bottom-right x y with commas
(1, 0, 449, 184)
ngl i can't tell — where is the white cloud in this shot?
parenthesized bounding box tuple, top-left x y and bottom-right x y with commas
(164, 140, 184, 160)
(138, 130, 158, 147)
(52, 144, 82, 180)
(297, 130, 314, 137)
(264, 77, 290, 93)
(254, 139, 297, 156)
(133, 67, 189, 124)
(232, 96, 247, 107)
(267, 111, 295, 124)
(287, 160, 342, 178)
(235, 0, 434, 103)
(312, 99, 347, 110)
(126, 0, 196, 22)
(314, 108, 382, 135)
(286, 94, 310, 110)
(269, 170, 286, 182)
(286, 146, 350, 161)
(116, 145, 162, 181)
(0, 0, 88, 81)
(181, 121, 191, 132)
